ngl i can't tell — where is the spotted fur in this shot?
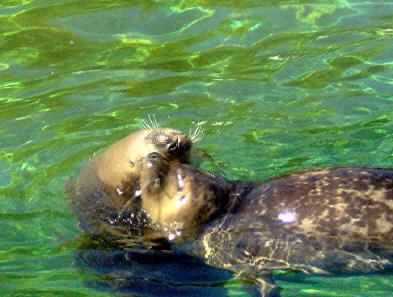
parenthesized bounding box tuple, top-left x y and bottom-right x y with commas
(138, 162, 393, 297)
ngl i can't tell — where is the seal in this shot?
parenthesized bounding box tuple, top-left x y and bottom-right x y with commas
(139, 152, 259, 242)
(66, 128, 193, 237)
(138, 153, 393, 297)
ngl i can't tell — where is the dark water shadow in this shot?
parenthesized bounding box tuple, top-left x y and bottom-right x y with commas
(74, 248, 235, 297)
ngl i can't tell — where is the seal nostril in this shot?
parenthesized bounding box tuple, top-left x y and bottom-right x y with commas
(168, 142, 177, 151)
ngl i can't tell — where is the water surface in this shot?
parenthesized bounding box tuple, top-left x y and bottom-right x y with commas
(1, 0, 393, 296)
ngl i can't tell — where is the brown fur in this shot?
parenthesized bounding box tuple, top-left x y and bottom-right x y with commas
(67, 138, 393, 296)
(137, 158, 393, 296)
(66, 128, 192, 235)
(139, 152, 236, 241)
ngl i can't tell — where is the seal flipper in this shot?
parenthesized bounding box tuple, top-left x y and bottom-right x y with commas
(239, 276, 281, 297)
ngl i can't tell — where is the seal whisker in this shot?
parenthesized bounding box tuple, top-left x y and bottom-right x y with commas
(190, 124, 199, 142)
(146, 122, 152, 130)
(194, 132, 203, 143)
(190, 123, 204, 143)
(153, 114, 159, 128)
(194, 123, 201, 138)
(140, 119, 149, 130)
(147, 114, 159, 129)
(177, 135, 181, 148)
(197, 124, 205, 140)
(141, 114, 161, 130)
(148, 114, 154, 129)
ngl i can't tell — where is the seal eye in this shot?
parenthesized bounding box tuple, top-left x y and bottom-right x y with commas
(148, 152, 161, 159)
(129, 161, 135, 168)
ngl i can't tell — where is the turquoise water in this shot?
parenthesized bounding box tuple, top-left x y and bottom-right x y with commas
(1, 0, 393, 296)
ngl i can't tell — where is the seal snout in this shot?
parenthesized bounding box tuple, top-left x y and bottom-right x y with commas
(168, 135, 192, 159)
(144, 152, 168, 170)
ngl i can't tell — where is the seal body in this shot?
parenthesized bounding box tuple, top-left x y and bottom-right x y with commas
(66, 128, 192, 237)
(68, 145, 393, 296)
(138, 156, 393, 297)
(196, 167, 393, 275)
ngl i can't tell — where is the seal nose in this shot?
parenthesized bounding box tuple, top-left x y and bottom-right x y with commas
(146, 152, 163, 168)
(167, 136, 192, 159)
(168, 142, 178, 151)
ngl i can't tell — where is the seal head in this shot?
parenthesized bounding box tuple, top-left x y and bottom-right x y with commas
(67, 128, 193, 235)
(139, 152, 235, 242)
(95, 128, 192, 191)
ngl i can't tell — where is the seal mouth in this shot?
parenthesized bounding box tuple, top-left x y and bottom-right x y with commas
(140, 152, 170, 193)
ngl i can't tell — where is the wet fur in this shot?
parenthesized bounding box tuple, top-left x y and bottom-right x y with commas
(195, 167, 393, 275)
(66, 128, 192, 236)
(67, 129, 393, 296)
(138, 157, 393, 296)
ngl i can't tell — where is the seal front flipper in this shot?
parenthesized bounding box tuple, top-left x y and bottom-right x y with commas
(238, 276, 281, 297)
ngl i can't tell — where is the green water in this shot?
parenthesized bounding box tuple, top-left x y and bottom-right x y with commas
(0, 0, 392, 296)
